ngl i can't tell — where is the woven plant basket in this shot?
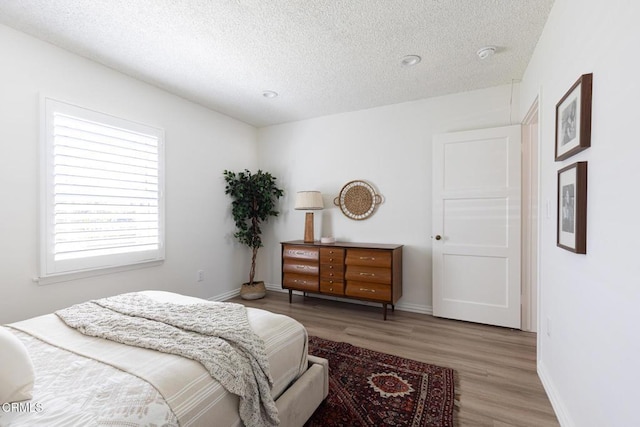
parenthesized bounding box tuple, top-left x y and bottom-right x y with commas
(240, 281, 266, 300)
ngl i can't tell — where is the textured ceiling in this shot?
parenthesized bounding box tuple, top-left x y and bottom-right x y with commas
(0, 0, 554, 127)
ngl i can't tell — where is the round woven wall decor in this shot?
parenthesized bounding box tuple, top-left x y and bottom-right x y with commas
(334, 180, 382, 220)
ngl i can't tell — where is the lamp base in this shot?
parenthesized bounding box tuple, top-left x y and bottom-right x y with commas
(304, 212, 315, 243)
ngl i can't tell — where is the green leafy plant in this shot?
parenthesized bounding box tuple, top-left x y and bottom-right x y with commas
(223, 169, 284, 286)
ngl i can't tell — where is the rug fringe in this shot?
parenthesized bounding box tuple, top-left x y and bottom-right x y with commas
(453, 369, 461, 427)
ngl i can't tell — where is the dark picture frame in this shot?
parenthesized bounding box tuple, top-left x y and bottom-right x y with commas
(555, 73, 593, 161)
(557, 162, 587, 253)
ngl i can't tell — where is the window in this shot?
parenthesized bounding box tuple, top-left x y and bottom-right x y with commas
(40, 98, 164, 278)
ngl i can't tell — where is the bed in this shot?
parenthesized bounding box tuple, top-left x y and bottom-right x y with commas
(0, 291, 328, 426)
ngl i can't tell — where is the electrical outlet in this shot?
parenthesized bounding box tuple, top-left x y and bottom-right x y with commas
(197, 270, 204, 282)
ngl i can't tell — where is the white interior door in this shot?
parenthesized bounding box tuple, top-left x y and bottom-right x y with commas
(432, 125, 521, 328)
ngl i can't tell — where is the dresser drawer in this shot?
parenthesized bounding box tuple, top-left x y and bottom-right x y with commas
(283, 260, 319, 275)
(345, 281, 391, 302)
(283, 273, 319, 292)
(320, 247, 345, 264)
(345, 249, 391, 268)
(283, 245, 319, 261)
(345, 265, 391, 284)
(320, 280, 345, 296)
(320, 267, 344, 280)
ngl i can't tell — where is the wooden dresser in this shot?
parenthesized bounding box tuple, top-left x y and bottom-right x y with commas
(281, 240, 402, 320)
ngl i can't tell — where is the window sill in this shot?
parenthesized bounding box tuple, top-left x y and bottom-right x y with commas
(34, 260, 164, 286)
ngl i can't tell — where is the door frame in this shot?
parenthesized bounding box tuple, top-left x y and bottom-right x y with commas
(521, 97, 540, 332)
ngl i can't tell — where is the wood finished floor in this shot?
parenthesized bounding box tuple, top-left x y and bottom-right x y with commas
(231, 291, 560, 427)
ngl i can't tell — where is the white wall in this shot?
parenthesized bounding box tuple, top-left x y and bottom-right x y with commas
(0, 25, 257, 324)
(519, 1, 640, 425)
(257, 84, 519, 313)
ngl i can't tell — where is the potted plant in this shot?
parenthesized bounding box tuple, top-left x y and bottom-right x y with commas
(223, 169, 284, 300)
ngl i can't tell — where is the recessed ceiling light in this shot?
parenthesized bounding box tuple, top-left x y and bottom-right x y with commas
(477, 46, 497, 60)
(401, 55, 421, 67)
(262, 90, 278, 99)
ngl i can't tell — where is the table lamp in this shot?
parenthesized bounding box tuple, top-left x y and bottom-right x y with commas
(295, 191, 324, 243)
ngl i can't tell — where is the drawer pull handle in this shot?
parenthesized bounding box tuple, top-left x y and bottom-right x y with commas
(329, 258, 333, 262)
(296, 265, 306, 269)
(295, 251, 306, 255)
(359, 256, 375, 260)
(360, 272, 375, 277)
(329, 287, 333, 291)
(359, 288, 376, 293)
(329, 280, 333, 284)
(329, 266, 333, 269)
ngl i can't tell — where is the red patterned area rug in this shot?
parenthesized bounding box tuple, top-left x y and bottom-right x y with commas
(305, 336, 457, 427)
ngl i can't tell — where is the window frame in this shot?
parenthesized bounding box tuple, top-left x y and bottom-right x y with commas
(39, 97, 165, 281)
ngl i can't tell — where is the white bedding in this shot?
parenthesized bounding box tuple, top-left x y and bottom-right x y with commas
(0, 291, 308, 427)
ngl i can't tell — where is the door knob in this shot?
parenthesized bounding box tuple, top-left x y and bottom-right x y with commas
(435, 235, 442, 240)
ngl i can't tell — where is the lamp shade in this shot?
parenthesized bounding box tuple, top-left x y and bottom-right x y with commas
(295, 191, 323, 210)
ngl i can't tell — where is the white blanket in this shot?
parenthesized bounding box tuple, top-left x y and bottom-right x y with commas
(0, 328, 179, 426)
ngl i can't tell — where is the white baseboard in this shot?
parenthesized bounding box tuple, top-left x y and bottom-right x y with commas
(538, 360, 572, 427)
(395, 300, 432, 315)
(264, 283, 287, 293)
(208, 287, 240, 302)
(264, 283, 432, 315)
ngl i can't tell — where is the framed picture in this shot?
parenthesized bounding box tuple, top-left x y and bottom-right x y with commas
(557, 162, 587, 253)
(555, 73, 593, 161)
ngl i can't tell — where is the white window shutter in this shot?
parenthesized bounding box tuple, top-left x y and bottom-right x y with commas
(41, 98, 165, 277)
